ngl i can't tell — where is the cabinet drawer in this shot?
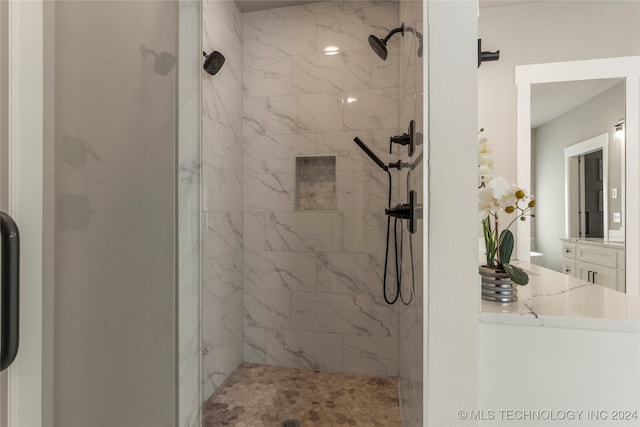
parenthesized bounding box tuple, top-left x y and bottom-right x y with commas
(562, 243, 576, 259)
(562, 259, 576, 277)
(576, 245, 618, 268)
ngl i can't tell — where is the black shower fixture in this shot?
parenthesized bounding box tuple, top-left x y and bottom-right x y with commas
(203, 50, 225, 75)
(390, 120, 416, 157)
(353, 137, 389, 171)
(369, 23, 423, 61)
(368, 24, 404, 61)
(478, 39, 500, 67)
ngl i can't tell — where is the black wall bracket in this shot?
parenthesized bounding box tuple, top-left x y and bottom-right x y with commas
(478, 39, 500, 68)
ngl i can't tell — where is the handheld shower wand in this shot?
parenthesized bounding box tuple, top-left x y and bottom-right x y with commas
(353, 137, 388, 171)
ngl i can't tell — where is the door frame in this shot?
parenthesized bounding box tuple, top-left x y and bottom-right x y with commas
(4, 1, 45, 427)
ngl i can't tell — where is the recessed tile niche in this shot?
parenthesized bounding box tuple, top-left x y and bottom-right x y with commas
(295, 156, 336, 211)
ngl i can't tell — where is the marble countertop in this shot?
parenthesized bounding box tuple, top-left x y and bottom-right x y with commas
(480, 261, 640, 333)
(560, 237, 625, 248)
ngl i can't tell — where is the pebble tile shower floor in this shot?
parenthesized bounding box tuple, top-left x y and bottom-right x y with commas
(203, 363, 402, 427)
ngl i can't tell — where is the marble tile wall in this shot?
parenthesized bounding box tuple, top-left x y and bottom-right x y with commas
(242, 0, 401, 378)
(201, 0, 244, 401)
(397, 1, 424, 426)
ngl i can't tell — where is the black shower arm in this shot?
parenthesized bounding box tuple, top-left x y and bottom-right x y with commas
(382, 25, 405, 43)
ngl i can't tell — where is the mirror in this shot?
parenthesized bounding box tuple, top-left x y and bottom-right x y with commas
(530, 78, 625, 273)
(516, 56, 640, 296)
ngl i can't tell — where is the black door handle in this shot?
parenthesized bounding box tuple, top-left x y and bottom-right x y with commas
(0, 211, 20, 371)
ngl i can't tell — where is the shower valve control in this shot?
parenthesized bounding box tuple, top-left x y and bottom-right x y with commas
(385, 190, 420, 234)
(389, 120, 416, 157)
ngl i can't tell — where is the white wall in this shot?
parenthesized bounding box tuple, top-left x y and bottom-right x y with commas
(533, 82, 625, 271)
(479, 1, 640, 184)
(426, 1, 479, 425)
(480, 323, 640, 426)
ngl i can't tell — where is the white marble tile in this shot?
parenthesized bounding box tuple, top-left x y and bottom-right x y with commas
(243, 133, 317, 174)
(202, 119, 242, 174)
(243, 326, 267, 364)
(372, 53, 400, 89)
(202, 253, 242, 308)
(202, 290, 243, 353)
(341, 211, 387, 253)
(202, 211, 242, 259)
(291, 292, 394, 337)
(265, 329, 344, 371)
(265, 212, 345, 253)
(244, 288, 291, 329)
(343, 88, 399, 131)
(317, 252, 385, 295)
(291, 49, 371, 94)
(343, 335, 398, 376)
(244, 250, 321, 291)
(243, 97, 267, 136)
(243, 211, 266, 251)
(266, 93, 344, 134)
(202, 71, 243, 135)
(316, 3, 399, 52)
(336, 171, 388, 212)
(202, 332, 243, 400)
(244, 57, 292, 98)
(243, 173, 295, 211)
(202, 167, 242, 213)
(243, 15, 317, 59)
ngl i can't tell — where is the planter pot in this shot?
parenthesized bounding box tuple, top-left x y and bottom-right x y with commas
(479, 265, 517, 303)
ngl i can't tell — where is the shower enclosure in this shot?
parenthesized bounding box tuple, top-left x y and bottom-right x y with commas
(1, 1, 201, 426)
(201, 0, 423, 425)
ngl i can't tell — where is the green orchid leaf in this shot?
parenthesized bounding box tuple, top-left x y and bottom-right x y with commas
(498, 229, 514, 265)
(502, 263, 529, 286)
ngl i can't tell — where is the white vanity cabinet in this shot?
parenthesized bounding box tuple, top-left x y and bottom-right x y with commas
(561, 239, 625, 292)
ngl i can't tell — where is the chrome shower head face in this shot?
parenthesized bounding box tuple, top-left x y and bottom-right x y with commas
(368, 35, 388, 61)
(203, 51, 225, 76)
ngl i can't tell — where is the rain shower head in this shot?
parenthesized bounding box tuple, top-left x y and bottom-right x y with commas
(203, 51, 225, 76)
(368, 35, 389, 61)
(368, 23, 424, 61)
(368, 24, 404, 61)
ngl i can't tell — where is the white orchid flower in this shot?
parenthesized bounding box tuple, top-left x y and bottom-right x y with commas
(490, 176, 517, 208)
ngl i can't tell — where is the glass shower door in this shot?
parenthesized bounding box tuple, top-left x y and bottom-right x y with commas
(1, 1, 200, 426)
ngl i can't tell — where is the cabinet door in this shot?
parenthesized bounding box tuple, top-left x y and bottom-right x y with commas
(577, 261, 619, 290)
(576, 261, 593, 283)
(562, 259, 576, 277)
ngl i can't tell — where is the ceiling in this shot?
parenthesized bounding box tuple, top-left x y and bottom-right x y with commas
(531, 79, 623, 129)
(235, 0, 542, 13)
(235, 0, 319, 13)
